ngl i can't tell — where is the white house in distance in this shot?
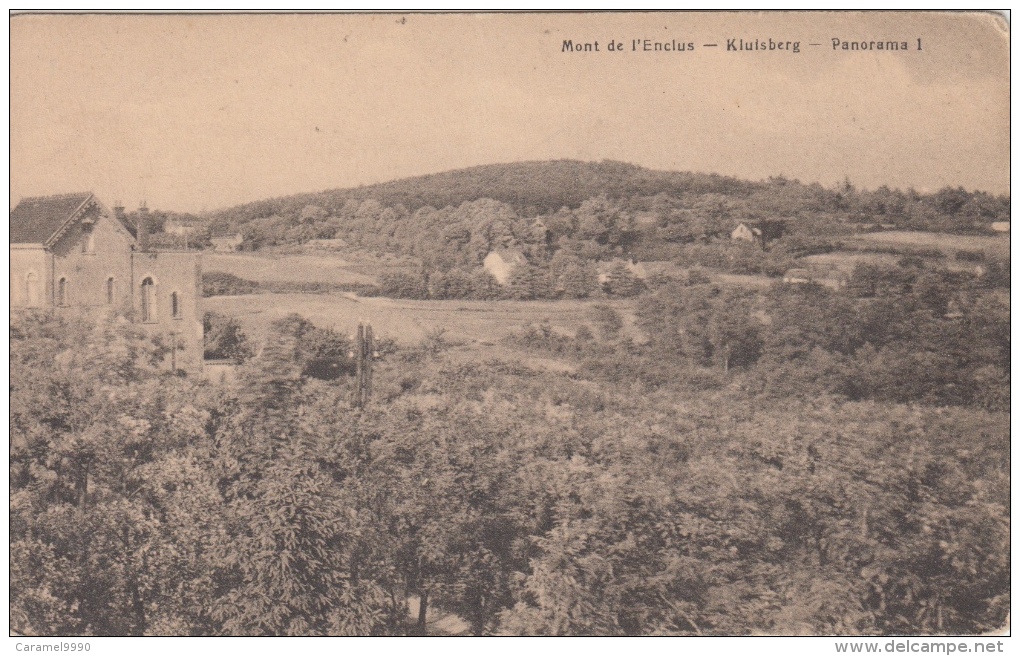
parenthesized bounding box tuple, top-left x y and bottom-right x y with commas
(731, 222, 763, 244)
(990, 221, 1009, 233)
(483, 247, 527, 285)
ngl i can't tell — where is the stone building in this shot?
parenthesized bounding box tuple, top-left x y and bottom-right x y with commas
(9, 192, 204, 374)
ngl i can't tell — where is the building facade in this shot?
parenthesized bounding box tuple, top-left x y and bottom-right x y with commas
(10, 192, 204, 374)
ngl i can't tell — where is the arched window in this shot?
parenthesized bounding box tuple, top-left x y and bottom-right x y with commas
(57, 277, 68, 306)
(106, 277, 115, 305)
(171, 291, 181, 319)
(25, 272, 39, 307)
(140, 277, 156, 322)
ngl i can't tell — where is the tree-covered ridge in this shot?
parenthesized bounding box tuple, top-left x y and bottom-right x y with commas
(203, 161, 1010, 257)
(209, 160, 754, 222)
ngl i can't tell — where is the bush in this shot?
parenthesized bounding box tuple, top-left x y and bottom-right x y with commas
(262, 314, 355, 380)
(203, 272, 259, 297)
(591, 304, 623, 340)
(601, 262, 644, 297)
(428, 269, 475, 300)
(379, 271, 429, 299)
(260, 280, 380, 296)
(203, 312, 254, 362)
(955, 249, 986, 262)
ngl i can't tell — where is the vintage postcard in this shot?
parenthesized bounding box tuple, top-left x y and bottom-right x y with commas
(8, 11, 1010, 646)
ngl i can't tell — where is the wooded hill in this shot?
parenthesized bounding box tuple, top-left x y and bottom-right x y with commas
(208, 160, 755, 221)
(203, 160, 1010, 246)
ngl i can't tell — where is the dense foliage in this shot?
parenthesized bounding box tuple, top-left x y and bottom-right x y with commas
(629, 267, 1010, 411)
(10, 302, 1009, 636)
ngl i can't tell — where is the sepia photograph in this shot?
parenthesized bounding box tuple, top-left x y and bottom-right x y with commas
(8, 10, 1010, 644)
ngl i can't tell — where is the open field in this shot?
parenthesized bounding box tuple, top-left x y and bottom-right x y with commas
(848, 230, 1010, 259)
(205, 252, 378, 286)
(802, 250, 994, 275)
(712, 272, 775, 288)
(212, 291, 639, 347)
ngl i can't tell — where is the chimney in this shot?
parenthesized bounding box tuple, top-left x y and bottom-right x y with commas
(137, 202, 150, 252)
(113, 200, 125, 221)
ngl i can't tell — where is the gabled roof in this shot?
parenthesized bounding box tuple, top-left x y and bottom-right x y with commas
(10, 192, 96, 245)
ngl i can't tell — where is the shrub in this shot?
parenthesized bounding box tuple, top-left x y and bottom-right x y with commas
(203, 271, 259, 297)
(955, 249, 986, 262)
(203, 312, 254, 361)
(591, 304, 623, 340)
(379, 271, 429, 299)
(601, 262, 644, 297)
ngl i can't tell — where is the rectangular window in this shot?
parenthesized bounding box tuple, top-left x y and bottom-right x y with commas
(81, 225, 95, 254)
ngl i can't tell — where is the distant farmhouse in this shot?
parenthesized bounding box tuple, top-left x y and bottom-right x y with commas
(483, 247, 527, 285)
(990, 221, 1009, 233)
(731, 222, 763, 244)
(9, 193, 204, 374)
(210, 232, 244, 252)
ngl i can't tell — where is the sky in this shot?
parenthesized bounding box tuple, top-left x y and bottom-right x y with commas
(10, 12, 1010, 213)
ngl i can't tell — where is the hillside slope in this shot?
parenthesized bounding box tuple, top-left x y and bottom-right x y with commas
(207, 160, 756, 223)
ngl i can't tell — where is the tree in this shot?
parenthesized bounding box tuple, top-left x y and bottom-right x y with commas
(560, 263, 598, 299)
(211, 440, 386, 635)
(602, 262, 642, 297)
(428, 269, 474, 300)
(204, 312, 254, 361)
(708, 296, 763, 372)
(10, 314, 220, 635)
(507, 265, 554, 300)
(756, 218, 787, 251)
(591, 304, 623, 341)
(470, 268, 504, 300)
(575, 196, 626, 246)
(379, 271, 429, 300)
